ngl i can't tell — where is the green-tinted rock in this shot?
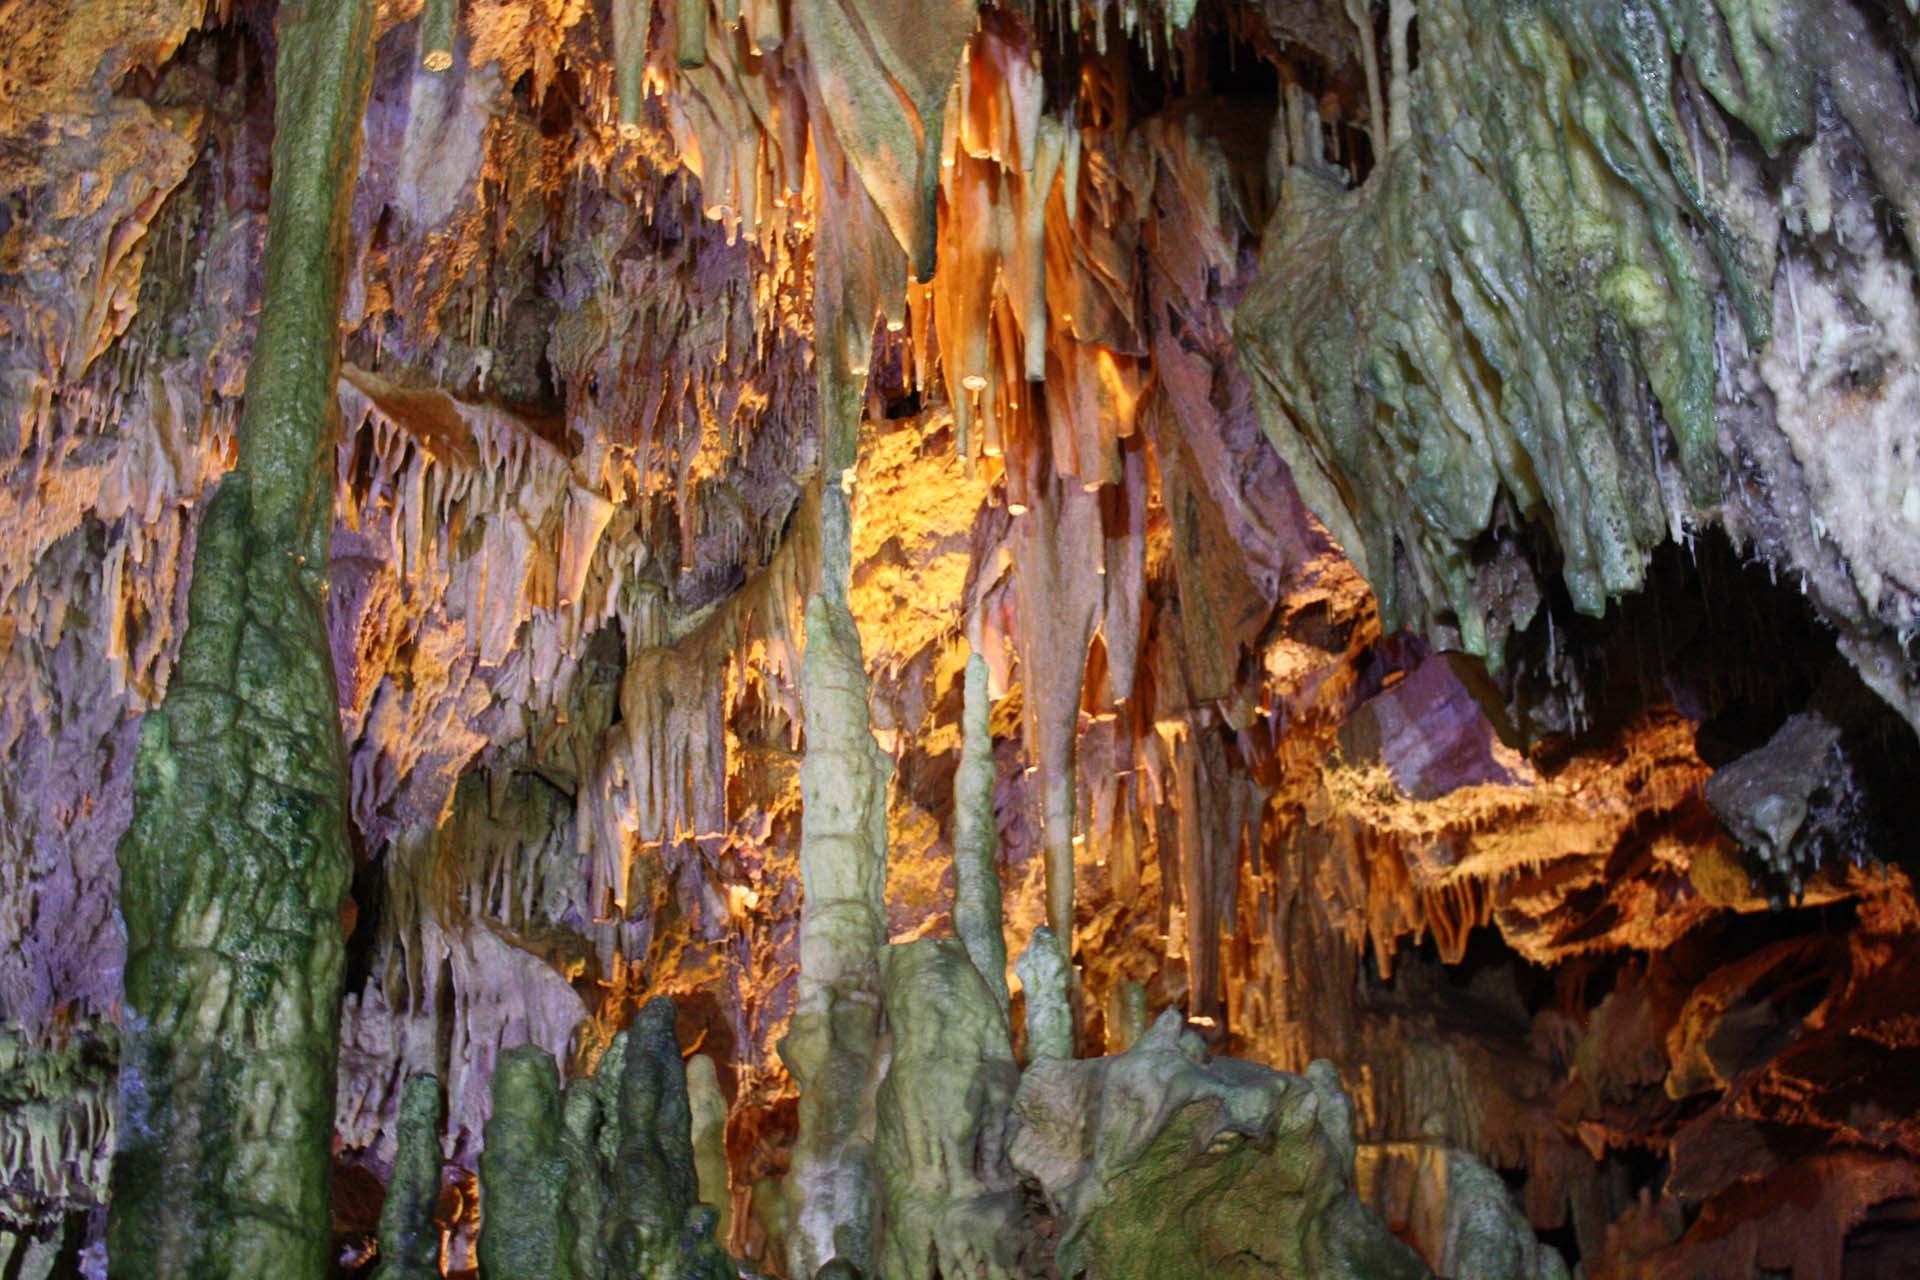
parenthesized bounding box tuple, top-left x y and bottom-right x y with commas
(1008, 1012, 1431, 1280)
(373, 1074, 445, 1280)
(1235, 0, 1820, 708)
(952, 652, 1009, 1013)
(479, 1047, 578, 1280)
(478, 1000, 732, 1280)
(875, 938, 1029, 1280)
(782, 529, 892, 1277)
(1015, 926, 1072, 1064)
(107, 1, 375, 1275)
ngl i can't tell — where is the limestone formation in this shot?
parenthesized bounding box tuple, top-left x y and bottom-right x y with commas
(1008, 1011, 1431, 1280)
(782, 486, 893, 1277)
(2, 1, 1918, 1276)
(478, 998, 730, 1279)
(107, 0, 376, 1274)
(372, 1074, 444, 1280)
(874, 938, 1027, 1280)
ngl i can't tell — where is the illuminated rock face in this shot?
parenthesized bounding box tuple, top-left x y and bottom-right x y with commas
(1, 0, 1919, 1277)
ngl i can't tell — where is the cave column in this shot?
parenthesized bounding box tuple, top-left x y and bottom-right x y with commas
(108, 1, 375, 1275)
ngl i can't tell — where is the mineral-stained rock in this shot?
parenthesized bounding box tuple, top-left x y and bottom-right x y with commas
(1008, 1010, 1431, 1279)
(107, 0, 376, 1274)
(686, 1054, 732, 1248)
(3, 1, 1919, 1276)
(782, 491, 893, 1277)
(953, 651, 1010, 1012)
(1356, 1144, 1570, 1280)
(478, 997, 731, 1279)
(1235, 0, 1920, 745)
(874, 937, 1028, 1280)
(478, 1045, 576, 1279)
(1015, 925, 1073, 1065)
(373, 1074, 445, 1280)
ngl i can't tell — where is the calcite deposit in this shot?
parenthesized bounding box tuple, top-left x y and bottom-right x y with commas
(1, 0, 1918, 1277)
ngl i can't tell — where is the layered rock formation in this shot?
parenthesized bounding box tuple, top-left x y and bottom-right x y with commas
(1, 0, 1917, 1277)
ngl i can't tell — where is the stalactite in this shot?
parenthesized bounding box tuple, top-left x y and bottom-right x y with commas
(613, 0, 648, 139)
(1013, 475, 1102, 1000)
(677, 0, 710, 68)
(797, 0, 977, 279)
(6, 0, 1917, 1274)
(1386, 0, 1413, 150)
(108, 0, 376, 1273)
(1343, 0, 1386, 161)
(421, 0, 456, 72)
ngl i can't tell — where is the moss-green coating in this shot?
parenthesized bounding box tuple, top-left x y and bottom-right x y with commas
(421, 0, 456, 71)
(1009, 1013, 1432, 1280)
(1236, 0, 1816, 677)
(605, 999, 732, 1278)
(107, 1, 374, 1274)
(477, 1002, 732, 1280)
(613, 0, 648, 136)
(874, 939, 1025, 1280)
(480, 1048, 579, 1280)
(1015, 926, 1071, 1064)
(373, 1075, 445, 1280)
(676, 0, 708, 68)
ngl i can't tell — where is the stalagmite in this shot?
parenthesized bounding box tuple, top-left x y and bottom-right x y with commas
(782, 477, 892, 1275)
(6, 0, 1919, 1274)
(108, 0, 376, 1274)
(478, 1048, 575, 1279)
(372, 1075, 444, 1280)
(952, 651, 1009, 1011)
(1016, 925, 1072, 1063)
(477, 1000, 730, 1278)
(1008, 1011, 1433, 1280)
(686, 1055, 732, 1248)
(874, 938, 1026, 1280)
(1111, 980, 1148, 1052)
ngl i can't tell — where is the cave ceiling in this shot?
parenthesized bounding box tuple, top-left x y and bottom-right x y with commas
(3, 0, 1920, 1276)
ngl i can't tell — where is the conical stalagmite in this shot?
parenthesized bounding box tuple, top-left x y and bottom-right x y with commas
(373, 1075, 445, 1280)
(108, 0, 376, 1273)
(953, 650, 1009, 1011)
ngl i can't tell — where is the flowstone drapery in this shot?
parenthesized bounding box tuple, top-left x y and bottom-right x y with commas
(107, 0, 375, 1274)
